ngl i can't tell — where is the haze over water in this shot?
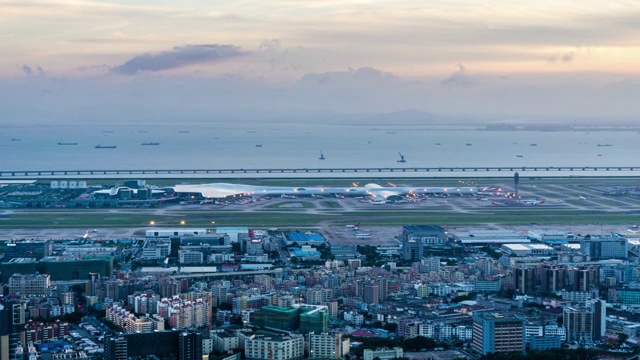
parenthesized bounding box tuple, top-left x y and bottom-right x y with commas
(2, 122, 637, 172)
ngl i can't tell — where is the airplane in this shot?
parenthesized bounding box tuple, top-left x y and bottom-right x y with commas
(370, 198, 387, 205)
(281, 194, 297, 199)
(520, 198, 545, 205)
(353, 233, 371, 239)
(492, 201, 506, 206)
(345, 224, 360, 230)
(75, 230, 92, 239)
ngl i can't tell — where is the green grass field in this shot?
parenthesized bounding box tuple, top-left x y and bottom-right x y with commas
(3, 207, 639, 228)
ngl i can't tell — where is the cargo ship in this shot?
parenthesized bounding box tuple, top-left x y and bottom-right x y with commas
(58, 142, 78, 145)
(141, 142, 160, 146)
(95, 145, 116, 149)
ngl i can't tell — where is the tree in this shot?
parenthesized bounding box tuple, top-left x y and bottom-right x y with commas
(618, 333, 629, 346)
(403, 336, 436, 351)
(383, 323, 398, 333)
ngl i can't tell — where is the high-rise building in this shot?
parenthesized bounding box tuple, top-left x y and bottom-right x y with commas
(363, 283, 379, 305)
(588, 300, 606, 341)
(539, 265, 565, 293)
(308, 333, 349, 360)
(472, 313, 525, 355)
(104, 336, 128, 360)
(0, 303, 10, 360)
(563, 306, 594, 343)
(377, 277, 388, 302)
(179, 331, 203, 360)
(514, 267, 536, 294)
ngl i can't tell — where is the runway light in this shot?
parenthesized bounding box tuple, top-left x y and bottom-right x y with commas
(149, 221, 155, 225)
(180, 220, 186, 225)
(211, 221, 216, 224)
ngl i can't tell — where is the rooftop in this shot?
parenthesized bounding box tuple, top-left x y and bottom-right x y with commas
(402, 225, 446, 233)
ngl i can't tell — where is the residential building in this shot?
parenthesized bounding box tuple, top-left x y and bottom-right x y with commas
(563, 306, 593, 343)
(308, 333, 349, 360)
(244, 333, 304, 360)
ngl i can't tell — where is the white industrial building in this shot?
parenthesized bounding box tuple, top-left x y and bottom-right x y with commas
(500, 243, 554, 257)
(146, 228, 209, 238)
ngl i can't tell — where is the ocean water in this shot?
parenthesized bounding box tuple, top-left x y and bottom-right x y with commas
(1, 122, 637, 173)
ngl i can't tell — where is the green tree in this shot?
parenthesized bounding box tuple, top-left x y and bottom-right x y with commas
(403, 336, 436, 351)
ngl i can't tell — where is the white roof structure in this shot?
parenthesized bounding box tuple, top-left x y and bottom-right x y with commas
(172, 182, 477, 199)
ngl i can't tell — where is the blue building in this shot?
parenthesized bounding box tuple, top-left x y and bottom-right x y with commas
(530, 336, 561, 351)
(472, 313, 525, 355)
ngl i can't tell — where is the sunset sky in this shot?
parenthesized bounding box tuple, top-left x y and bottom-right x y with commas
(2, 0, 640, 120)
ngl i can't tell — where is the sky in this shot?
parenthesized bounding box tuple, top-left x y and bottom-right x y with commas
(1, 0, 640, 122)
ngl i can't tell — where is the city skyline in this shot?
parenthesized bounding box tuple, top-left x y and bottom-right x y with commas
(1, 0, 640, 119)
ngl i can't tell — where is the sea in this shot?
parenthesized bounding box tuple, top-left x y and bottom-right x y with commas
(1, 121, 638, 178)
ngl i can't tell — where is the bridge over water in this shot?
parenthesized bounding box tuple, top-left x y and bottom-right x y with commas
(2, 166, 640, 178)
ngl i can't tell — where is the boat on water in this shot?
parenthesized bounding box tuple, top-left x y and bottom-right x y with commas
(58, 142, 78, 145)
(178, 131, 190, 133)
(597, 154, 602, 157)
(516, 155, 524, 158)
(435, 143, 441, 145)
(397, 152, 406, 163)
(466, 143, 472, 146)
(597, 144, 613, 147)
(141, 142, 160, 146)
(255, 144, 263, 147)
(319, 151, 325, 160)
(10, 138, 21, 141)
(95, 145, 116, 149)
(529, 143, 538, 146)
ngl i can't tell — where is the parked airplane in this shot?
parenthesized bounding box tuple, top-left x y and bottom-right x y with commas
(281, 194, 297, 199)
(520, 198, 545, 205)
(345, 224, 360, 230)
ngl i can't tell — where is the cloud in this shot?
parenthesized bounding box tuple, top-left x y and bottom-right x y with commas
(75, 64, 111, 72)
(20, 64, 44, 76)
(548, 51, 575, 63)
(440, 64, 473, 88)
(299, 67, 396, 85)
(111, 44, 248, 75)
